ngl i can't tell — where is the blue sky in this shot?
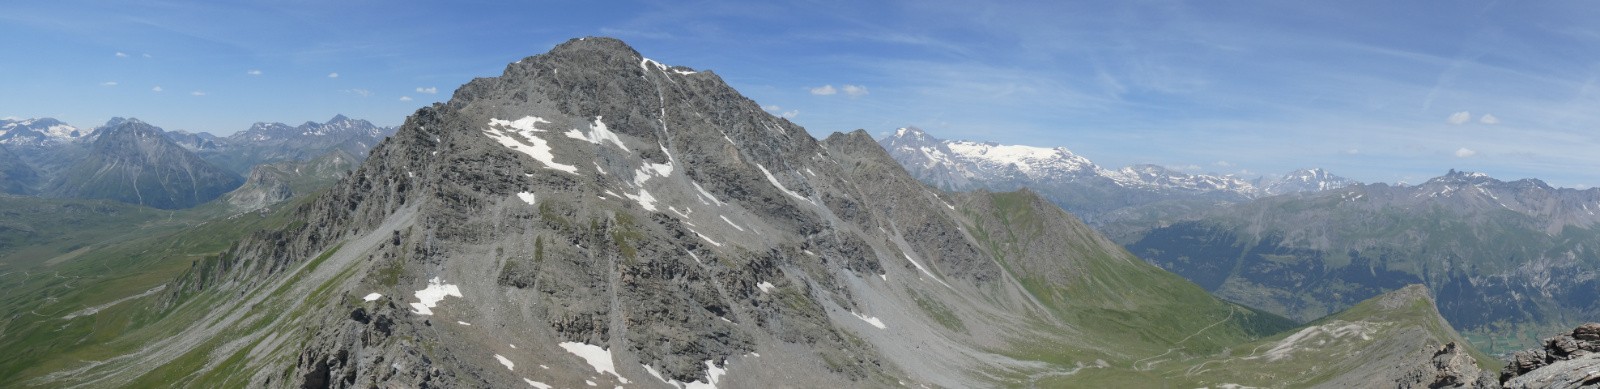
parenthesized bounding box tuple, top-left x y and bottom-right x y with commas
(4, 1, 1599, 187)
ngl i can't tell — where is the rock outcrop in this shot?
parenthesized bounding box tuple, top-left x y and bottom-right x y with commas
(1503, 323, 1600, 388)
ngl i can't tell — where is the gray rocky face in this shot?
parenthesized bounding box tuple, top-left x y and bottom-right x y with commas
(68, 37, 1487, 388)
(1503, 323, 1600, 388)
(0, 144, 38, 194)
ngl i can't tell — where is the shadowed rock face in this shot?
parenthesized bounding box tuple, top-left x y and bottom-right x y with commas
(0, 144, 38, 194)
(1503, 323, 1600, 388)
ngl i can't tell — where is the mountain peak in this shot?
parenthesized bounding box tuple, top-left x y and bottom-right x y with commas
(1428, 169, 1498, 186)
(328, 114, 350, 123)
(101, 117, 143, 128)
(549, 36, 640, 57)
(893, 126, 926, 138)
(0, 117, 84, 145)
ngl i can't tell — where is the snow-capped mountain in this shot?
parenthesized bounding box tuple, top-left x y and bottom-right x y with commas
(0, 117, 88, 147)
(1102, 164, 1258, 194)
(879, 127, 1355, 224)
(881, 127, 1281, 197)
(1258, 168, 1356, 196)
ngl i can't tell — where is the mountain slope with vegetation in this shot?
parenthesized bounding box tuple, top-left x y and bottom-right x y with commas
(0, 37, 1493, 388)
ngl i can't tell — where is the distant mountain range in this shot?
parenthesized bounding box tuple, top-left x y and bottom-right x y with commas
(43, 118, 242, 209)
(1123, 169, 1600, 354)
(880, 126, 1600, 355)
(0, 115, 391, 209)
(878, 126, 1355, 224)
(167, 114, 392, 174)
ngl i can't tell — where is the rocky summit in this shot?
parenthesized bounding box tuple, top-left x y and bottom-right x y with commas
(9, 37, 1495, 388)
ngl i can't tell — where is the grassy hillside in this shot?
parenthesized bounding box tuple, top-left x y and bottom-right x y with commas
(0, 194, 317, 385)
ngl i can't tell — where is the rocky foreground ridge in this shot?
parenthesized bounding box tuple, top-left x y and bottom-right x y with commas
(1503, 323, 1600, 388)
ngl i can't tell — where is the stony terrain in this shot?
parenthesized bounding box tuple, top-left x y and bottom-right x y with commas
(1502, 323, 1600, 388)
(0, 37, 1498, 388)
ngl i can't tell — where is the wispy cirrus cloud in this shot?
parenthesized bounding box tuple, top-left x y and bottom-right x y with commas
(762, 104, 798, 118)
(841, 84, 868, 97)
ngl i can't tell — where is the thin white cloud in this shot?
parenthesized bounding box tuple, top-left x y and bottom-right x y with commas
(762, 104, 799, 118)
(416, 87, 437, 94)
(1447, 111, 1472, 125)
(809, 85, 837, 95)
(100, 81, 118, 87)
(115, 52, 128, 58)
(191, 91, 206, 96)
(151, 86, 163, 92)
(841, 84, 869, 97)
(1479, 113, 1500, 124)
(247, 69, 262, 76)
(343, 89, 372, 97)
(1214, 160, 1234, 167)
(1345, 149, 1360, 155)
(1455, 147, 1477, 158)
(141, 53, 151, 58)
(399, 96, 413, 101)
(327, 72, 340, 78)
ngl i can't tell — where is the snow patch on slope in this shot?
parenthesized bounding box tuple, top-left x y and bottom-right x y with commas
(409, 277, 462, 315)
(484, 118, 579, 174)
(564, 116, 627, 150)
(495, 354, 515, 371)
(559, 342, 629, 384)
(643, 360, 727, 389)
(756, 164, 814, 204)
(852, 311, 888, 329)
